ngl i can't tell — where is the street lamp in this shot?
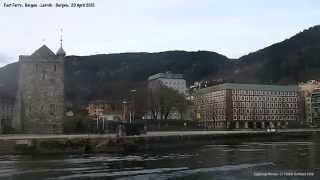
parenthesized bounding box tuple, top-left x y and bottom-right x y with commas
(130, 89, 137, 124)
(118, 100, 128, 137)
(122, 100, 128, 123)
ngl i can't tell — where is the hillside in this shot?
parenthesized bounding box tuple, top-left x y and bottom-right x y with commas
(65, 51, 232, 104)
(233, 25, 320, 84)
(1, 25, 320, 105)
(0, 51, 232, 105)
(0, 62, 18, 97)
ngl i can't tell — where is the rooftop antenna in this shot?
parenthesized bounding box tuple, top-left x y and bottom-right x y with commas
(60, 28, 63, 48)
(56, 28, 66, 57)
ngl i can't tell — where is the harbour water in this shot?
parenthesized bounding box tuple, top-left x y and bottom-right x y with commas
(0, 137, 319, 180)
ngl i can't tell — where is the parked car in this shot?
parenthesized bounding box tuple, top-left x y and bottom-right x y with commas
(122, 123, 147, 136)
(266, 128, 277, 132)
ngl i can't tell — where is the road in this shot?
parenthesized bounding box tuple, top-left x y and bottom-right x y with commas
(0, 129, 319, 140)
(146, 129, 320, 136)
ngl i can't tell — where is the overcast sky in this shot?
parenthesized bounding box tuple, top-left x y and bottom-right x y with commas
(0, 0, 319, 67)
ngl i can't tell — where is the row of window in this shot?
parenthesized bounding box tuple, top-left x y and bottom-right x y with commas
(41, 91, 58, 97)
(161, 80, 185, 86)
(232, 95, 297, 102)
(198, 105, 225, 109)
(232, 102, 297, 108)
(202, 102, 225, 107)
(233, 108, 297, 114)
(204, 92, 225, 97)
(34, 64, 58, 72)
(198, 96, 225, 103)
(233, 115, 297, 121)
(232, 89, 297, 96)
(206, 98, 225, 103)
(28, 104, 57, 115)
(202, 115, 226, 121)
(208, 90, 226, 96)
(203, 109, 225, 115)
(201, 121, 225, 128)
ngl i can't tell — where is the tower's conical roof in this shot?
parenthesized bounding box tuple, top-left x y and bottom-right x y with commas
(56, 46, 66, 57)
(31, 45, 56, 58)
(57, 28, 66, 57)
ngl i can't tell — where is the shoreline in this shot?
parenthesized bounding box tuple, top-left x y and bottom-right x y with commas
(0, 129, 319, 155)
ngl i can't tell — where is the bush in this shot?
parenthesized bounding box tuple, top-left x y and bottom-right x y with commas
(63, 117, 92, 134)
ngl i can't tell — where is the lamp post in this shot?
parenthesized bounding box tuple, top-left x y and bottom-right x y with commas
(122, 100, 128, 123)
(130, 89, 137, 124)
(118, 100, 128, 137)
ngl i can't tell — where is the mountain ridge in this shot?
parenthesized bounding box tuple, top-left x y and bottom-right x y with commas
(1, 25, 320, 105)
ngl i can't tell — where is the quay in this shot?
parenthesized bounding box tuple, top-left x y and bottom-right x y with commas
(0, 129, 319, 155)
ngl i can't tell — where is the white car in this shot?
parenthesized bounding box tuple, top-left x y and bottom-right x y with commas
(266, 128, 277, 132)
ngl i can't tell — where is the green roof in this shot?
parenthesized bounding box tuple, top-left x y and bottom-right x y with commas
(31, 45, 56, 58)
(197, 83, 299, 94)
(148, 72, 184, 81)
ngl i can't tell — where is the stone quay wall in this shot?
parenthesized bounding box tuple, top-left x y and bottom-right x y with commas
(0, 130, 318, 155)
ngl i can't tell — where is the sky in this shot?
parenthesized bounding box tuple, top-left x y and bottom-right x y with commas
(0, 0, 319, 67)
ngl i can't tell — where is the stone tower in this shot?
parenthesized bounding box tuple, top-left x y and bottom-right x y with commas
(13, 44, 66, 134)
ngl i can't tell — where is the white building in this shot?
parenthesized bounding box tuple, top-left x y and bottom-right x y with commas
(148, 72, 187, 94)
(146, 72, 190, 120)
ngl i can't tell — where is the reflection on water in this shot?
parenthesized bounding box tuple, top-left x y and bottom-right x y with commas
(0, 139, 319, 180)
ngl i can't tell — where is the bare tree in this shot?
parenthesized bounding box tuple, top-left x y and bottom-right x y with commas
(147, 82, 186, 120)
(176, 97, 191, 120)
(147, 89, 160, 120)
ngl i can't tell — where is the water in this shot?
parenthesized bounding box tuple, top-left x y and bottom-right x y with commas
(0, 138, 319, 180)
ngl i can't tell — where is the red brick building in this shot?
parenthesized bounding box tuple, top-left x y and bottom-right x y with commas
(193, 83, 303, 129)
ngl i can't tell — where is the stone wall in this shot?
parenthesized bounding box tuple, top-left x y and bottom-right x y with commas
(0, 130, 317, 155)
(14, 51, 65, 134)
(0, 96, 14, 133)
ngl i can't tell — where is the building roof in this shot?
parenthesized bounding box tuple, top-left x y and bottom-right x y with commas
(56, 46, 66, 57)
(197, 83, 299, 94)
(31, 45, 57, 58)
(148, 72, 184, 81)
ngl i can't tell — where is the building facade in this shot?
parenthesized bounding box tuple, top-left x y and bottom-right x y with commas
(87, 100, 122, 117)
(0, 95, 14, 133)
(194, 83, 302, 129)
(311, 89, 320, 126)
(13, 44, 66, 134)
(299, 80, 320, 125)
(143, 109, 192, 120)
(148, 72, 187, 94)
(147, 72, 189, 121)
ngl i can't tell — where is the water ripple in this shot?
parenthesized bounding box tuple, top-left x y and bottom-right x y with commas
(116, 162, 274, 180)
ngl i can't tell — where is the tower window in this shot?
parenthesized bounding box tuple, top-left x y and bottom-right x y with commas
(49, 104, 56, 115)
(35, 64, 38, 72)
(41, 71, 47, 80)
(40, 105, 45, 112)
(54, 65, 57, 72)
